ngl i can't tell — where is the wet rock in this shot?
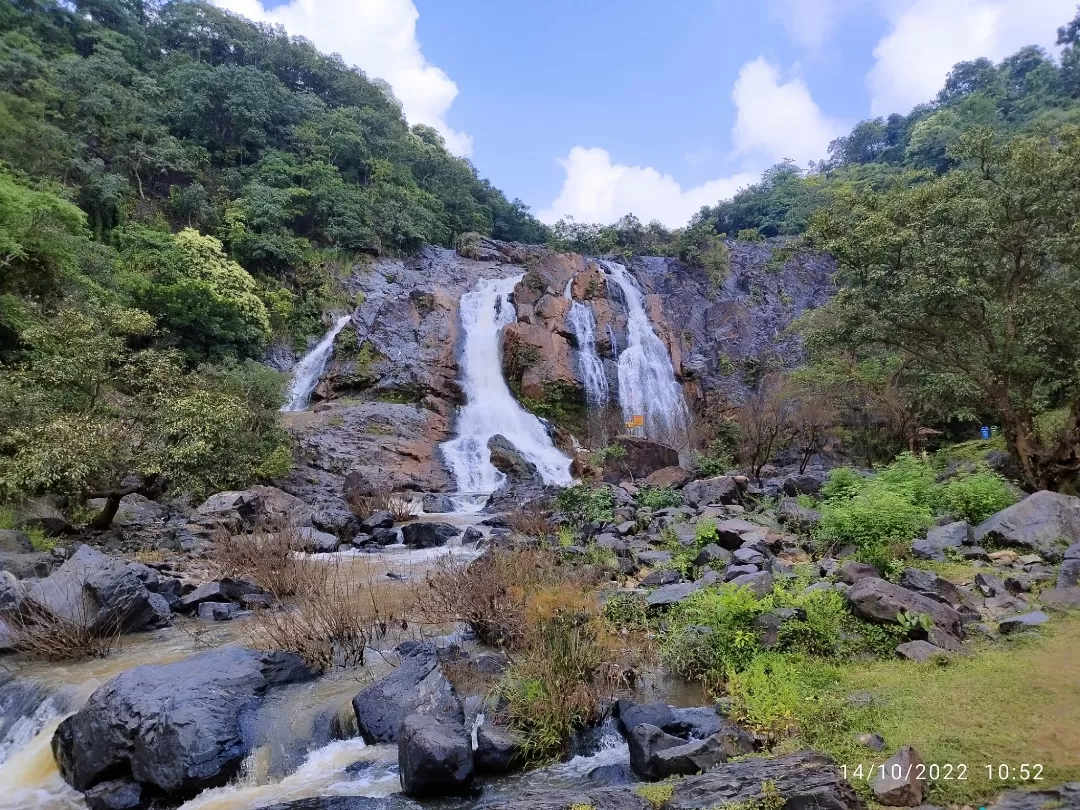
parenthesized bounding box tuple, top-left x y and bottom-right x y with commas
(837, 560, 879, 585)
(645, 580, 701, 608)
(52, 648, 314, 800)
(872, 746, 926, 806)
(401, 522, 461, 549)
(628, 723, 727, 780)
(197, 602, 239, 621)
(642, 466, 692, 489)
(367, 527, 400, 546)
(912, 521, 972, 561)
(682, 476, 744, 508)
(422, 494, 455, 514)
(616, 700, 675, 735)
(488, 435, 540, 484)
(361, 511, 394, 532)
(352, 643, 463, 743)
(27, 545, 171, 634)
(998, 610, 1050, 634)
(398, 714, 473, 798)
(846, 578, 963, 640)
(474, 724, 524, 774)
(974, 491, 1080, 560)
(83, 778, 145, 810)
(895, 640, 947, 663)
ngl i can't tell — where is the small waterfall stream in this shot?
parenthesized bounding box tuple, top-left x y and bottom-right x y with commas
(563, 280, 609, 406)
(281, 315, 352, 412)
(440, 275, 573, 493)
(603, 260, 689, 444)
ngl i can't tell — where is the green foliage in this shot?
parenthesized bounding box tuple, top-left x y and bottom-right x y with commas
(636, 485, 683, 510)
(601, 591, 649, 631)
(634, 782, 674, 808)
(897, 611, 934, 635)
(694, 518, 720, 546)
(555, 485, 615, 526)
(590, 442, 627, 466)
(937, 469, 1019, 524)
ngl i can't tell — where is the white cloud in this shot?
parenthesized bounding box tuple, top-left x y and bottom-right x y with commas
(215, 0, 472, 156)
(766, 0, 848, 50)
(731, 57, 844, 165)
(540, 57, 841, 227)
(868, 0, 1073, 116)
(537, 147, 757, 228)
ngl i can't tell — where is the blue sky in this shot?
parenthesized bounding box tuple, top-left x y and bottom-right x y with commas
(222, 0, 1073, 227)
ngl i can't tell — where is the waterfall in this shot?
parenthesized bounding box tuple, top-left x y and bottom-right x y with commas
(281, 315, 351, 412)
(563, 280, 609, 406)
(440, 276, 573, 493)
(603, 260, 689, 444)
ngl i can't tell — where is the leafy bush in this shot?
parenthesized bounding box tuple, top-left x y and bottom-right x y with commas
(873, 453, 940, 509)
(636, 485, 683, 509)
(556, 485, 615, 526)
(727, 652, 804, 736)
(937, 469, 1019, 524)
(820, 467, 865, 501)
(817, 488, 932, 551)
(695, 518, 720, 546)
(601, 591, 649, 631)
(663, 585, 765, 677)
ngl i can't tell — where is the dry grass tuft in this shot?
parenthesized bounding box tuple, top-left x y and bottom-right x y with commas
(505, 502, 555, 539)
(210, 524, 325, 599)
(345, 489, 415, 523)
(5, 584, 122, 662)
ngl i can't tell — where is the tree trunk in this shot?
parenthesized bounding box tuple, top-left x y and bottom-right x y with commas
(89, 492, 124, 530)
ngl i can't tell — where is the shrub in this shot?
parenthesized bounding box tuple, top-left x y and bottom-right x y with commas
(727, 652, 804, 737)
(556, 485, 615, 526)
(635, 783, 675, 808)
(507, 502, 555, 538)
(816, 489, 932, 553)
(663, 585, 765, 676)
(820, 467, 865, 501)
(873, 453, 939, 509)
(211, 524, 327, 598)
(590, 442, 627, 466)
(636, 485, 683, 510)
(695, 518, 720, 546)
(601, 591, 649, 631)
(345, 488, 414, 522)
(937, 469, 1019, 524)
(6, 582, 122, 661)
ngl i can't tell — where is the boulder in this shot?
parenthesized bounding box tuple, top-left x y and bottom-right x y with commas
(975, 491, 1080, 560)
(601, 437, 679, 483)
(998, 610, 1050, 634)
(872, 746, 925, 806)
(297, 526, 340, 553)
(727, 570, 774, 597)
(637, 550, 673, 567)
(400, 522, 461, 549)
(898, 568, 961, 606)
(694, 544, 731, 567)
(422, 494, 455, 514)
(52, 648, 313, 800)
(912, 521, 972, 561)
(991, 782, 1080, 810)
(487, 435, 540, 483)
(397, 714, 473, 798)
(782, 473, 824, 496)
(474, 724, 523, 773)
(26, 546, 171, 634)
(777, 499, 821, 531)
(846, 577, 963, 639)
(83, 778, 145, 810)
(360, 511, 394, 532)
(642, 466, 692, 489)
(0, 570, 25, 613)
(640, 569, 680, 586)
(1058, 558, 1080, 589)
(197, 602, 239, 621)
(895, 640, 947, 663)
(646, 581, 701, 608)
(1040, 587, 1080, 608)
(710, 519, 761, 550)
(194, 485, 315, 530)
(837, 561, 880, 585)
(0, 529, 32, 554)
(627, 723, 727, 780)
(351, 643, 463, 743)
(0, 550, 55, 579)
(85, 494, 165, 530)
(616, 701, 676, 735)
(682, 476, 744, 508)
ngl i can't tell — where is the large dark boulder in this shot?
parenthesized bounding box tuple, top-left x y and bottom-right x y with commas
(975, 491, 1080, 560)
(26, 545, 171, 634)
(601, 436, 679, 483)
(194, 485, 315, 530)
(487, 434, 540, 484)
(912, 521, 971, 561)
(682, 476, 744, 507)
(398, 714, 473, 798)
(400, 522, 461, 549)
(627, 723, 727, 780)
(351, 643, 463, 743)
(898, 567, 962, 606)
(474, 724, 524, 774)
(846, 577, 963, 639)
(991, 782, 1080, 810)
(51, 648, 313, 801)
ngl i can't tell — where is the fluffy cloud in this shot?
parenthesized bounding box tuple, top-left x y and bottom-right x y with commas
(731, 57, 844, 165)
(868, 0, 1073, 116)
(215, 0, 472, 156)
(540, 57, 840, 227)
(766, 0, 850, 50)
(536, 147, 757, 228)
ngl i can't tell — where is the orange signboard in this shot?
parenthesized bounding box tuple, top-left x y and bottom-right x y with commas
(629, 414, 645, 428)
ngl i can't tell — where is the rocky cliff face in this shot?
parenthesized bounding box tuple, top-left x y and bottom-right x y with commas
(279, 239, 833, 512)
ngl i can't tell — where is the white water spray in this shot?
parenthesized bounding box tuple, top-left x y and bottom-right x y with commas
(604, 261, 688, 442)
(281, 315, 351, 412)
(563, 280, 608, 406)
(440, 276, 573, 493)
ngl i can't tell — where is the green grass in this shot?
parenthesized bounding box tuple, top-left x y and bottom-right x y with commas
(0, 505, 53, 551)
(775, 616, 1080, 806)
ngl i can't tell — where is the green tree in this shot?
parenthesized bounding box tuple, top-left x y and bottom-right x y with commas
(807, 127, 1080, 491)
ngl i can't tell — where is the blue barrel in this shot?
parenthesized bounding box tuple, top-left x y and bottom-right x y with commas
(980, 425, 991, 440)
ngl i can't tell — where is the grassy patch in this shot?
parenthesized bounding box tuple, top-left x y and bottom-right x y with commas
(779, 616, 1080, 806)
(635, 782, 674, 808)
(0, 505, 53, 550)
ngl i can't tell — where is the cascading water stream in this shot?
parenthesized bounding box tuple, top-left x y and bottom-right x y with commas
(440, 275, 573, 494)
(563, 280, 609, 406)
(281, 315, 352, 412)
(603, 260, 689, 444)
